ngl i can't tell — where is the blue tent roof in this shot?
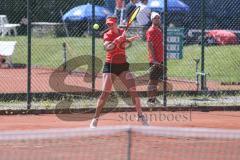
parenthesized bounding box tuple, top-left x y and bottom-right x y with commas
(148, 0, 189, 12)
(63, 3, 112, 22)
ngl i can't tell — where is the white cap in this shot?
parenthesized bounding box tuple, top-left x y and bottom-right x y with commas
(151, 12, 160, 21)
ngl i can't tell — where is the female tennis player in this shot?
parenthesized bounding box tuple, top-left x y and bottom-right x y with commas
(90, 16, 149, 128)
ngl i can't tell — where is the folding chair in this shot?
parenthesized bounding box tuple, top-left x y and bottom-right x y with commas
(0, 41, 17, 67)
(0, 15, 20, 37)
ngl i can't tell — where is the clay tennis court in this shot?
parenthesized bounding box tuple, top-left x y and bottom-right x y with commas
(0, 111, 240, 131)
(1, 68, 240, 93)
(1, 68, 240, 160)
(0, 111, 240, 160)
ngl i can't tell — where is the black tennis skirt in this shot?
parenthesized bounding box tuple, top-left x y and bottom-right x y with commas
(103, 62, 129, 76)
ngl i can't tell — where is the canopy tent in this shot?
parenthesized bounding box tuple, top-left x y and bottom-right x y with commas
(148, 0, 189, 12)
(63, 3, 112, 22)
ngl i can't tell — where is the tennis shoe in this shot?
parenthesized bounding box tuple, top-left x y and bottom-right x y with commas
(147, 98, 156, 107)
(137, 115, 149, 126)
(147, 98, 162, 107)
(90, 118, 98, 128)
(154, 98, 161, 105)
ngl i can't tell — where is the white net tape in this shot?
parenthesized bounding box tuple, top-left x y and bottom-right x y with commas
(0, 126, 240, 160)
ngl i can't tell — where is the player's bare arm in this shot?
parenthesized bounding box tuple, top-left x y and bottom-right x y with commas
(104, 37, 126, 51)
(127, 34, 141, 42)
(104, 41, 115, 51)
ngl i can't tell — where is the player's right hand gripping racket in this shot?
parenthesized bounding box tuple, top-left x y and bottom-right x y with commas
(100, 6, 140, 36)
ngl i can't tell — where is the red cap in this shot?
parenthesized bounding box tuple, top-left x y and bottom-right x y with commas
(106, 17, 117, 25)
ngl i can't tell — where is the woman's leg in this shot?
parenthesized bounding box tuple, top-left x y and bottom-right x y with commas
(118, 71, 143, 115)
(101, 70, 148, 126)
(119, 71, 149, 126)
(94, 73, 116, 118)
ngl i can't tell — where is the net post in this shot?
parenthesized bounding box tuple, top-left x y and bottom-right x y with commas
(27, 0, 32, 110)
(201, 0, 206, 91)
(127, 127, 132, 160)
(163, 0, 168, 107)
(92, 0, 96, 93)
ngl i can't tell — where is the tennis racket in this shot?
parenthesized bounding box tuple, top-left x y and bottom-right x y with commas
(125, 6, 141, 32)
(100, 6, 140, 36)
(117, 6, 140, 48)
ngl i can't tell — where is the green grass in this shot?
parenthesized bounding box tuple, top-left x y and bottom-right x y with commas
(1, 36, 240, 82)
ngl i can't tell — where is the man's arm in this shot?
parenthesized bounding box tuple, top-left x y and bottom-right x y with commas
(147, 41, 158, 63)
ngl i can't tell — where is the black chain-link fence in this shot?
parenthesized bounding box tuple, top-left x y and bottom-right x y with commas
(0, 0, 240, 111)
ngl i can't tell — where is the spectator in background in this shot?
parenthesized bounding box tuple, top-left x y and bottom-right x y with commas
(125, 0, 138, 20)
(114, 0, 125, 24)
(146, 12, 164, 106)
(136, 0, 151, 40)
(18, 17, 28, 35)
(136, 0, 151, 26)
(20, 17, 28, 25)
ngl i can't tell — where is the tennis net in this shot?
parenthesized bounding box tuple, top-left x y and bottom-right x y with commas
(0, 126, 240, 160)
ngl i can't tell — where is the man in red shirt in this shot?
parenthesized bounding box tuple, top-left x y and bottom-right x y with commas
(146, 12, 164, 106)
(90, 16, 149, 128)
